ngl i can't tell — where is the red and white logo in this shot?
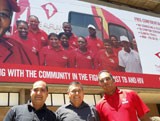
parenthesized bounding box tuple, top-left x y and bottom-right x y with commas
(41, 3, 57, 19)
(155, 52, 160, 59)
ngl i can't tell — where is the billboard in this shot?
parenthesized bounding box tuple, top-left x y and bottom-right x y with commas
(1, 0, 160, 88)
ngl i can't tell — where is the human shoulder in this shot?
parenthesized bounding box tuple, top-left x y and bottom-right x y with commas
(89, 104, 97, 111)
(96, 37, 103, 42)
(72, 33, 78, 38)
(39, 29, 47, 34)
(56, 104, 70, 112)
(118, 48, 125, 53)
(4, 37, 23, 48)
(60, 103, 69, 108)
(45, 108, 57, 119)
(121, 89, 139, 99)
(56, 104, 74, 117)
(130, 49, 140, 58)
(10, 104, 28, 113)
(96, 96, 106, 108)
(12, 103, 27, 108)
(122, 89, 136, 94)
(3, 104, 28, 121)
(85, 36, 90, 39)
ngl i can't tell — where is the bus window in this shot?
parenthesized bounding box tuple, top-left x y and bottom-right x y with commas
(109, 23, 134, 41)
(128, 31, 134, 41)
(68, 11, 103, 40)
(109, 24, 128, 41)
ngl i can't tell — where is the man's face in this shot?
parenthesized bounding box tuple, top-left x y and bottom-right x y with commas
(98, 72, 115, 94)
(88, 28, 96, 36)
(0, 0, 11, 37)
(68, 84, 84, 107)
(30, 81, 48, 107)
(121, 41, 130, 49)
(63, 23, 72, 34)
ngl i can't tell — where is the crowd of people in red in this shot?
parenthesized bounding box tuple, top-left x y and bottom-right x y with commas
(7, 15, 140, 72)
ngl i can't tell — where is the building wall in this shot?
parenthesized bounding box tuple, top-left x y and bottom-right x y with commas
(0, 84, 159, 120)
(0, 1, 159, 121)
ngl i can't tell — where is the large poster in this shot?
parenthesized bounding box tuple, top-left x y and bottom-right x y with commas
(106, 7, 160, 74)
(1, 0, 160, 88)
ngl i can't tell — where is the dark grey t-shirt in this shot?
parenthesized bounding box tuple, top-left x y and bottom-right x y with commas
(3, 103, 56, 121)
(56, 102, 99, 121)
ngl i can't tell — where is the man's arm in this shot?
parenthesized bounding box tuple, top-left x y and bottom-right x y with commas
(119, 66, 125, 72)
(139, 113, 151, 121)
(3, 108, 16, 121)
(91, 105, 100, 121)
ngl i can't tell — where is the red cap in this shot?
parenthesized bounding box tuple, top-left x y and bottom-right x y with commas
(7, 0, 20, 12)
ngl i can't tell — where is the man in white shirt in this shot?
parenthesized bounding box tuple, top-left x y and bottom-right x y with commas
(118, 35, 142, 73)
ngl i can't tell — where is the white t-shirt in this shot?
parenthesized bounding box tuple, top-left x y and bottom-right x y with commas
(118, 48, 142, 73)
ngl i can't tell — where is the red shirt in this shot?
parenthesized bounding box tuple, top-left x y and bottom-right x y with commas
(96, 88, 150, 121)
(94, 49, 119, 71)
(86, 36, 103, 56)
(71, 49, 94, 69)
(28, 28, 48, 51)
(11, 32, 37, 52)
(39, 46, 69, 67)
(63, 46, 76, 67)
(113, 47, 122, 56)
(0, 37, 34, 64)
(63, 46, 74, 56)
(11, 33, 40, 65)
(68, 33, 78, 48)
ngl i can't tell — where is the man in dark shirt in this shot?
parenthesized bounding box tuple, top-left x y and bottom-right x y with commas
(56, 81, 99, 121)
(3, 80, 57, 121)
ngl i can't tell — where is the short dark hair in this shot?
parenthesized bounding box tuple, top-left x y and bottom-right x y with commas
(58, 32, 69, 40)
(78, 36, 87, 43)
(67, 81, 84, 92)
(48, 32, 58, 40)
(32, 80, 48, 91)
(28, 15, 39, 22)
(62, 22, 71, 26)
(98, 70, 114, 81)
(16, 20, 28, 28)
(110, 35, 119, 41)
